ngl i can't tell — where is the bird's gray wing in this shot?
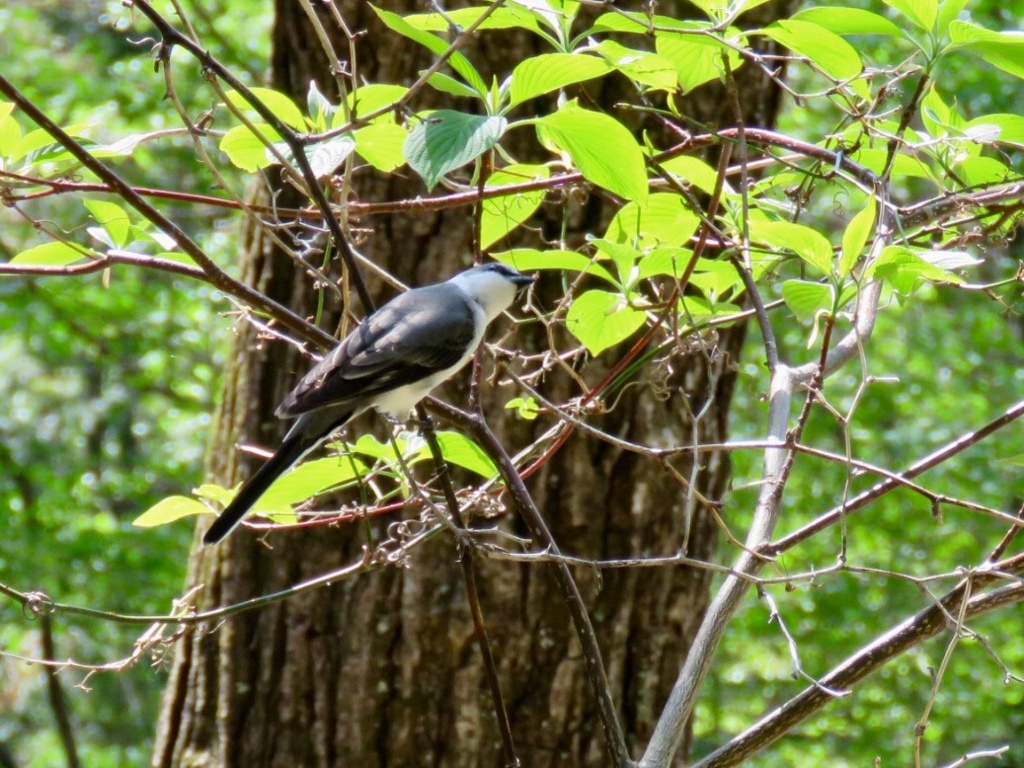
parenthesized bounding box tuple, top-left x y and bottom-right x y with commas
(277, 285, 478, 418)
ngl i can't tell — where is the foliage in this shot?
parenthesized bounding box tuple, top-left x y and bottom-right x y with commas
(2, 0, 1024, 766)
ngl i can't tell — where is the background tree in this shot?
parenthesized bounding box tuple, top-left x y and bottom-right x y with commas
(2, 1, 1023, 767)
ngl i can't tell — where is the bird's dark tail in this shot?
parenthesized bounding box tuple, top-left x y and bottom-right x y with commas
(202, 408, 355, 544)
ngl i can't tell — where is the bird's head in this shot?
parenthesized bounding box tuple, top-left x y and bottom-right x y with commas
(453, 262, 535, 322)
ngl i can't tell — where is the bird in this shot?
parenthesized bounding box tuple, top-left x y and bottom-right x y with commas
(202, 262, 535, 544)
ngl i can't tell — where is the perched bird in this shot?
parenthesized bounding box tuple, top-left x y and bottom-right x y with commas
(202, 262, 535, 544)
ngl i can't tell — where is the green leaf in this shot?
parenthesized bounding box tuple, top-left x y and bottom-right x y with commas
(592, 40, 678, 91)
(404, 110, 508, 190)
(491, 247, 616, 284)
(224, 87, 307, 131)
(535, 104, 648, 202)
(656, 28, 743, 93)
(372, 5, 487, 96)
(936, 0, 969, 34)
(133, 496, 209, 527)
(566, 289, 647, 355)
(760, 20, 863, 82)
(8, 241, 91, 266)
(839, 197, 876, 278)
(404, 5, 542, 34)
(341, 84, 410, 126)
(881, 0, 937, 32)
(480, 164, 550, 249)
(0, 112, 21, 158)
(791, 7, 903, 37)
(505, 396, 541, 421)
(353, 123, 408, 172)
(963, 114, 1024, 146)
(219, 123, 282, 172)
(658, 155, 729, 196)
(253, 456, 366, 510)
(84, 200, 131, 249)
(421, 432, 497, 477)
(948, 21, 1024, 80)
(604, 193, 698, 248)
(590, 239, 642, 285)
(781, 280, 835, 321)
(867, 245, 961, 292)
(426, 72, 483, 100)
(749, 220, 834, 275)
(509, 53, 613, 106)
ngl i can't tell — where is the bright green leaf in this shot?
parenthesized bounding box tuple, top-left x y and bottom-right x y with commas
(658, 155, 730, 196)
(219, 123, 282, 172)
(604, 193, 698, 248)
(963, 114, 1024, 146)
(656, 28, 743, 92)
(781, 280, 835, 321)
(750, 220, 834, 275)
(353, 123, 408, 171)
(839, 197, 876, 278)
(421, 432, 497, 477)
(0, 113, 21, 158)
(868, 245, 961, 292)
(404, 5, 543, 34)
(480, 164, 550, 249)
(372, 5, 487, 96)
(536, 104, 648, 202)
(760, 20, 863, 81)
(881, 0, 937, 32)
(791, 7, 903, 37)
(509, 53, 613, 106)
(404, 110, 508, 190)
(566, 289, 647, 355)
(491, 247, 616, 284)
(133, 496, 210, 527)
(505, 396, 541, 420)
(341, 84, 410, 127)
(426, 71, 484, 100)
(592, 40, 678, 91)
(84, 200, 131, 249)
(254, 456, 366, 510)
(948, 21, 1024, 80)
(8, 241, 91, 267)
(224, 87, 307, 131)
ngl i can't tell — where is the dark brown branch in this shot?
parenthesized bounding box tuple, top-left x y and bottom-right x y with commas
(39, 615, 82, 768)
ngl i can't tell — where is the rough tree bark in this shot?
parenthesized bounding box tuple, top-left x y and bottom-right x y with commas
(152, 2, 790, 766)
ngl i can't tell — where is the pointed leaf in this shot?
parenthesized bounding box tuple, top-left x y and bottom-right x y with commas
(791, 7, 903, 37)
(404, 110, 508, 190)
(491, 247, 616, 284)
(219, 123, 281, 172)
(9, 241, 91, 266)
(84, 200, 131, 248)
(881, 0, 937, 32)
(750, 220, 834, 275)
(781, 280, 835, 321)
(372, 5, 487, 96)
(224, 87, 307, 131)
(760, 20, 863, 81)
(254, 456, 366, 510)
(421, 432, 497, 477)
(342, 84, 410, 126)
(353, 123, 408, 171)
(604, 193, 698, 248)
(656, 29, 743, 92)
(133, 496, 210, 527)
(510, 53, 613, 106)
(839, 197, 876, 278)
(480, 164, 550, 248)
(566, 289, 647, 355)
(536, 105, 647, 202)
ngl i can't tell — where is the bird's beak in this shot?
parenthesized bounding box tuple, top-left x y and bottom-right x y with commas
(512, 273, 536, 288)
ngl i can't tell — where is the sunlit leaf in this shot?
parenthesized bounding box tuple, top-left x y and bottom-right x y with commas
(8, 241, 91, 266)
(839, 197, 876, 278)
(84, 199, 131, 249)
(566, 289, 647, 355)
(781, 280, 835, 321)
(760, 20, 863, 81)
(404, 110, 508, 189)
(480, 164, 549, 248)
(133, 496, 210, 527)
(535, 104, 648, 202)
(750, 220, 834, 275)
(491, 247, 616, 284)
(224, 87, 307, 131)
(510, 53, 613, 106)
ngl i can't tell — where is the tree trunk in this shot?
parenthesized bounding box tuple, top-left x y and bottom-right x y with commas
(152, 2, 790, 766)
